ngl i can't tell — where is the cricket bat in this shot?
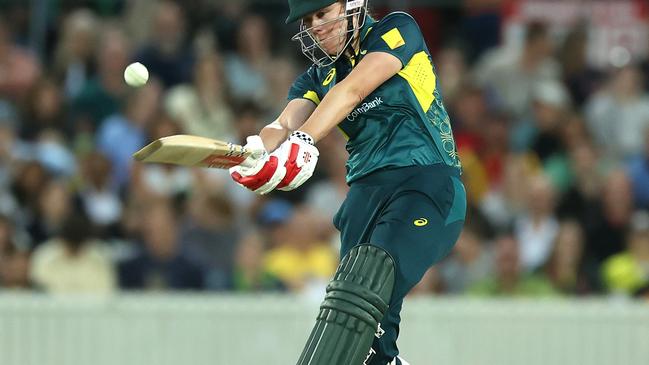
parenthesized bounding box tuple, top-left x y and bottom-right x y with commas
(132, 135, 252, 169)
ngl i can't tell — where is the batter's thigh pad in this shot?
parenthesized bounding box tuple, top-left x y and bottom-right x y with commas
(296, 244, 395, 365)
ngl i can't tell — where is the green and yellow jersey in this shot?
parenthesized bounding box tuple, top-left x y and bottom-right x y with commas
(288, 12, 461, 183)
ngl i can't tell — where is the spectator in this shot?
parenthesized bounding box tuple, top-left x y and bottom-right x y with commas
(10, 161, 51, 230)
(460, 0, 501, 64)
(580, 169, 633, 291)
(30, 212, 115, 294)
(543, 114, 593, 193)
(165, 51, 234, 140)
(212, 2, 246, 53)
(118, 199, 204, 290)
(469, 233, 557, 297)
(585, 65, 649, 161)
(232, 231, 284, 292)
(52, 9, 99, 100)
(451, 83, 488, 154)
(514, 173, 559, 272)
(179, 192, 239, 290)
(96, 82, 161, 188)
(557, 23, 602, 108)
(34, 130, 78, 178)
(479, 147, 540, 231)
(479, 111, 512, 191)
(0, 214, 15, 256)
(71, 27, 130, 137)
(545, 221, 587, 294)
(436, 46, 469, 107)
(122, 0, 158, 49)
(0, 16, 41, 102)
(513, 80, 571, 160)
(474, 21, 560, 119)
(0, 247, 30, 289)
(602, 211, 649, 296)
(77, 151, 123, 238)
(439, 224, 494, 294)
(19, 78, 68, 141)
(627, 126, 649, 209)
(305, 135, 349, 225)
(224, 14, 274, 104)
(556, 141, 605, 221)
(266, 57, 299, 115)
(232, 100, 265, 146)
(585, 170, 633, 263)
(0, 101, 20, 216)
(559, 113, 591, 152)
(260, 201, 337, 294)
(28, 179, 75, 247)
(134, 0, 194, 88)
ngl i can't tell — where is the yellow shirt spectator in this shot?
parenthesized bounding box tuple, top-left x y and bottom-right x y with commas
(264, 243, 337, 292)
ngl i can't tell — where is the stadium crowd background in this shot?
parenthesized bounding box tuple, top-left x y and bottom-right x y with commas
(1, 0, 649, 300)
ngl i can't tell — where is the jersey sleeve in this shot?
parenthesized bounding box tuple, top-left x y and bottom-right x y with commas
(363, 12, 425, 67)
(287, 66, 322, 106)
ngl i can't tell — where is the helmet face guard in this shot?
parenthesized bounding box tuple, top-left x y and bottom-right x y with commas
(291, 0, 367, 67)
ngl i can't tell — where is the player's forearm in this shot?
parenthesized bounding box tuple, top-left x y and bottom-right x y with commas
(258, 99, 317, 151)
(259, 121, 290, 152)
(298, 83, 362, 142)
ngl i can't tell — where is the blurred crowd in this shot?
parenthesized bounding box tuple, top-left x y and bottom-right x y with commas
(1, 0, 649, 301)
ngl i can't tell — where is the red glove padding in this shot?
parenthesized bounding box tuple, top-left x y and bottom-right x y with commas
(274, 135, 319, 191)
(229, 136, 286, 195)
(229, 132, 319, 194)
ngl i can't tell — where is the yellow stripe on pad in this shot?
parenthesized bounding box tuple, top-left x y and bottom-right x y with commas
(398, 51, 436, 112)
(303, 90, 321, 105)
(381, 28, 406, 50)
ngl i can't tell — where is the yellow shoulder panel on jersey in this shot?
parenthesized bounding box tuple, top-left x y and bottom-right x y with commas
(398, 51, 436, 112)
(303, 90, 321, 105)
(381, 28, 406, 50)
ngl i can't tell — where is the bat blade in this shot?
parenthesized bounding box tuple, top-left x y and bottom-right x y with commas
(133, 135, 251, 169)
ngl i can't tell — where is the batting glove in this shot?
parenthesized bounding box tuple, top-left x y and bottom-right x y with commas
(229, 135, 287, 195)
(274, 131, 319, 191)
(230, 132, 319, 194)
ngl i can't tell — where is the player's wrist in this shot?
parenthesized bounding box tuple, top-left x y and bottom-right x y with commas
(290, 131, 315, 146)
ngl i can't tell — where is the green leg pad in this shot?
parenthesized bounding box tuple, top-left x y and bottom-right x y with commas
(296, 244, 395, 365)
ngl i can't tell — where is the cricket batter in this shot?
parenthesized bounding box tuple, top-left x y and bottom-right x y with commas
(230, 1, 466, 364)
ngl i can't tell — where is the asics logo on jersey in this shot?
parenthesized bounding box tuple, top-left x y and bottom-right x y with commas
(323, 69, 336, 86)
(346, 97, 383, 122)
(414, 218, 428, 226)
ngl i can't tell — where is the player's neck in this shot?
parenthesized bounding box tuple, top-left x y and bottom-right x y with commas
(343, 34, 361, 61)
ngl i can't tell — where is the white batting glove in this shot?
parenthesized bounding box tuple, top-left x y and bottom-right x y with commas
(236, 135, 268, 168)
(229, 135, 287, 195)
(273, 131, 319, 191)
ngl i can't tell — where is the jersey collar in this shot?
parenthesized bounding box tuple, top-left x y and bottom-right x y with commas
(359, 15, 376, 44)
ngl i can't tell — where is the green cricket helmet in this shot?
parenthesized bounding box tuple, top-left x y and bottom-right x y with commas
(287, 0, 368, 67)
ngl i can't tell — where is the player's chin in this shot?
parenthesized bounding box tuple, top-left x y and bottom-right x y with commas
(322, 42, 345, 56)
